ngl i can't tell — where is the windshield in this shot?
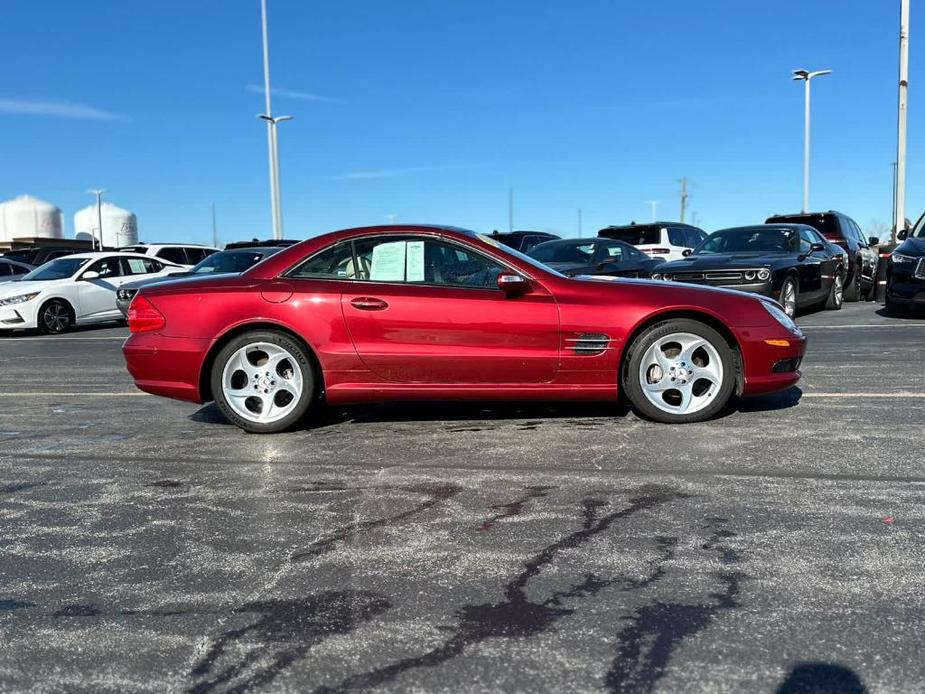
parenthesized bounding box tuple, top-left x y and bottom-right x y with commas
(476, 234, 567, 278)
(695, 227, 796, 255)
(530, 242, 596, 263)
(191, 250, 265, 274)
(769, 214, 839, 239)
(599, 227, 661, 245)
(911, 212, 925, 238)
(21, 257, 90, 281)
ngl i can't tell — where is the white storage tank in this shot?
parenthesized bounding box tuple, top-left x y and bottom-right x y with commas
(0, 195, 64, 242)
(74, 202, 138, 248)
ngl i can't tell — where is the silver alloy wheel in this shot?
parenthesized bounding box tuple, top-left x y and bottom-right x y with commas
(833, 275, 844, 307)
(782, 281, 797, 317)
(43, 303, 69, 333)
(221, 342, 303, 424)
(638, 332, 724, 416)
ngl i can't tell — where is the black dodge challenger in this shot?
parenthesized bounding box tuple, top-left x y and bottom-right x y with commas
(652, 224, 847, 317)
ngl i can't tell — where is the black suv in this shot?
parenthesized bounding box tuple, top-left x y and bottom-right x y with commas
(486, 230, 559, 253)
(765, 211, 879, 301)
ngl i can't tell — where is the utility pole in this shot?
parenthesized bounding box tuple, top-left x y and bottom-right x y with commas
(508, 186, 513, 233)
(895, 0, 910, 244)
(679, 178, 689, 223)
(646, 200, 659, 222)
(211, 202, 219, 248)
(792, 68, 832, 212)
(577, 209, 583, 237)
(87, 189, 106, 250)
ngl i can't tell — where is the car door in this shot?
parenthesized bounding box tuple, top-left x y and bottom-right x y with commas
(795, 228, 826, 304)
(76, 256, 126, 321)
(324, 234, 560, 383)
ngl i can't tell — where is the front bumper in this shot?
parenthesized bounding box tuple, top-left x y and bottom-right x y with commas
(886, 262, 925, 304)
(123, 332, 212, 402)
(735, 324, 807, 396)
(0, 301, 40, 330)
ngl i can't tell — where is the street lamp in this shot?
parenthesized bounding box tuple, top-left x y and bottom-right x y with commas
(258, 113, 293, 239)
(86, 189, 106, 251)
(792, 68, 832, 213)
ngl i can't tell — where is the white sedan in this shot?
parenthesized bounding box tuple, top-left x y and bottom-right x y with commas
(0, 252, 182, 334)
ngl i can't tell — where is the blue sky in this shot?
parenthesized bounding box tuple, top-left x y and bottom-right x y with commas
(0, 0, 918, 244)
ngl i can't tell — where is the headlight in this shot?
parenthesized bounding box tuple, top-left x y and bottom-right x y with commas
(892, 252, 918, 263)
(757, 268, 771, 281)
(662, 274, 672, 281)
(651, 273, 662, 280)
(0, 292, 40, 307)
(762, 300, 801, 336)
(744, 270, 756, 281)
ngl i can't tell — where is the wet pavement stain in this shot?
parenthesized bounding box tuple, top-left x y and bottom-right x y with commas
(148, 479, 185, 489)
(290, 483, 462, 563)
(316, 485, 690, 693)
(0, 481, 46, 494)
(186, 591, 390, 694)
(477, 486, 556, 532)
(603, 518, 743, 693)
(0, 599, 35, 611)
(53, 604, 102, 618)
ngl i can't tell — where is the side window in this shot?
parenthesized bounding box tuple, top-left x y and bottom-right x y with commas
(667, 228, 687, 247)
(686, 229, 706, 248)
(88, 256, 123, 278)
(288, 242, 362, 279)
(600, 243, 625, 262)
(353, 237, 504, 288)
(157, 247, 188, 265)
(851, 220, 866, 245)
(0, 263, 10, 276)
(185, 248, 208, 264)
(520, 236, 543, 253)
(798, 229, 815, 254)
(143, 258, 164, 273)
(11, 264, 28, 275)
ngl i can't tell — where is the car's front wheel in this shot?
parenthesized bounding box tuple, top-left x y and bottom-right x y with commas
(779, 277, 799, 318)
(211, 330, 315, 433)
(623, 319, 737, 424)
(38, 299, 73, 335)
(825, 273, 844, 310)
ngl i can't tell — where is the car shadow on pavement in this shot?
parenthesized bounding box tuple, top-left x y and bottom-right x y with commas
(190, 389, 801, 431)
(776, 662, 867, 693)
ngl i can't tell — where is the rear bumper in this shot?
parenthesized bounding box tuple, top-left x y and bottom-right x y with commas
(736, 325, 807, 396)
(123, 333, 210, 403)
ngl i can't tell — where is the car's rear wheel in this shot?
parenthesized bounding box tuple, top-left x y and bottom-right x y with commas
(38, 299, 73, 335)
(211, 330, 315, 433)
(779, 277, 798, 318)
(825, 273, 844, 310)
(623, 319, 736, 424)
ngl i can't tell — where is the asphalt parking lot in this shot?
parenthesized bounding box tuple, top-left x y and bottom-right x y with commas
(1, 302, 923, 693)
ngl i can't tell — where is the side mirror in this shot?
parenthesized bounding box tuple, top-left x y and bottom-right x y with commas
(80, 271, 101, 281)
(898, 229, 908, 241)
(868, 236, 880, 246)
(497, 272, 530, 294)
(682, 249, 693, 257)
(809, 242, 825, 254)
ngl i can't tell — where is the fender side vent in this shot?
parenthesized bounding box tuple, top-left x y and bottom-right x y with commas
(565, 333, 613, 355)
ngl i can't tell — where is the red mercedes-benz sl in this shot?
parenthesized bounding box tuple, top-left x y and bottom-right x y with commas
(123, 225, 806, 433)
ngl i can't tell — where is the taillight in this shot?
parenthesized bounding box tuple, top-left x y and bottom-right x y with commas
(643, 248, 671, 255)
(127, 295, 166, 333)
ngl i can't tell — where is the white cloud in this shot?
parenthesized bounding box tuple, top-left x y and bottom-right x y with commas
(0, 98, 127, 121)
(246, 84, 342, 104)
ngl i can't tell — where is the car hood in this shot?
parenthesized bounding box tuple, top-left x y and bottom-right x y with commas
(896, 237, 925, 256)
(572, 273, 785, 305)
(0, 280, 55, 298)
(656, 253, 787, 272)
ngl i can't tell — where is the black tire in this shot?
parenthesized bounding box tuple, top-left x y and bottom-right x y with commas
(622, 318, 737, 424)
(37, 299, 73, 335)
(824, 272, 844, 310)
(779, 276, 799, 318)
(210, 330, 316, 433)
(844, 265, 860, 302)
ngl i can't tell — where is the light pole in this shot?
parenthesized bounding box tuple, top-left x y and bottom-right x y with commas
(646, 200, 659, 222)
(792, 68, 832, 213)
(894, 0, 910, 244)
(86, 189, 106, 250)
(258, 0, 293, 240)
(258, 114, 293, 238)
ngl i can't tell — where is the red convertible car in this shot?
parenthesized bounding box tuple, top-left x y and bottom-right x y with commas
(123, 225, 806, 433)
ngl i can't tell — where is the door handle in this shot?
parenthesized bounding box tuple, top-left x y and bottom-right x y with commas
(350, 297, 389, 311)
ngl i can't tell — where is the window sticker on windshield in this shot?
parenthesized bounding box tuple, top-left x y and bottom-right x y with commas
(406, 241, 425, 282)
(370, 241, 407, 281)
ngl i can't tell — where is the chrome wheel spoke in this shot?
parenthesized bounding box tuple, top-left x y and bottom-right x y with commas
(637, 331, 725, 416)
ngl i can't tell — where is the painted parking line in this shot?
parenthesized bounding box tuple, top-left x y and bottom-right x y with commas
(802, 392, 924, 398)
